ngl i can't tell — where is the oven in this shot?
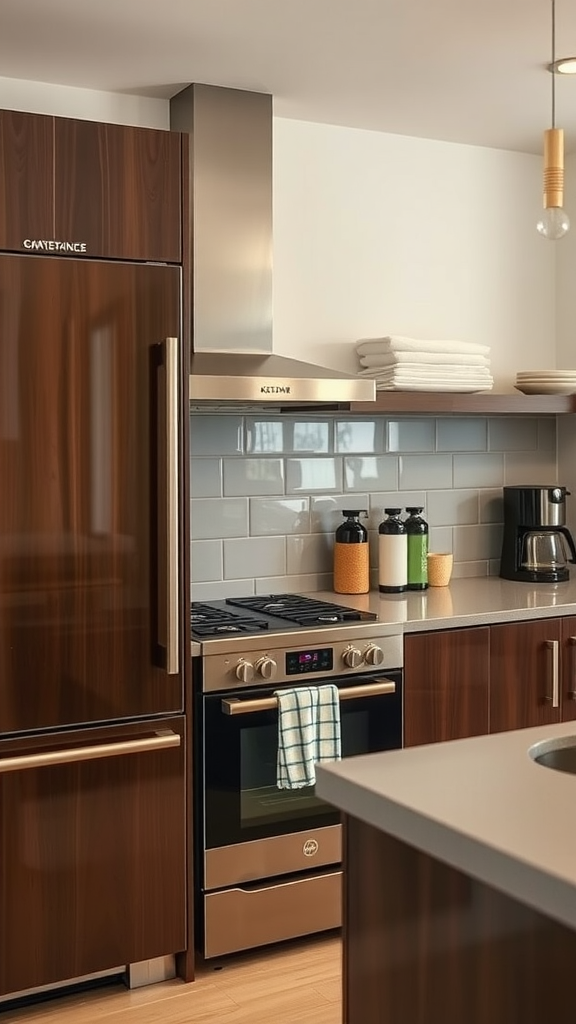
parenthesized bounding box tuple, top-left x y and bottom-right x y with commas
(191, 596, 403, 959)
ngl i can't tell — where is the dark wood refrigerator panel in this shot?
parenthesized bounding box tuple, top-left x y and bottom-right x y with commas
(54, 119, 182, 262)
(0, 111, 54, 250)
(0, 717, 186, 996)
(0, 255, 184, 733)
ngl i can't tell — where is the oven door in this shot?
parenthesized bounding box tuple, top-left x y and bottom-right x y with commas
(200, 669, 402, 853)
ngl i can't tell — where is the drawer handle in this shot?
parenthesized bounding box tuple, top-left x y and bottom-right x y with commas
(545, 639, 560, 708)
(568, 636, 576, 700)
(0, 730, 180, 774)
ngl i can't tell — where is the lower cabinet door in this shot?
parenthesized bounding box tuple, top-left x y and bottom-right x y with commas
(0, 716, 186, 998)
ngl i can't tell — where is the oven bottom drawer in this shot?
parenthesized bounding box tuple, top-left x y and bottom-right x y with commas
(205, 824, 342, 890)
(204, 869, 342, 959)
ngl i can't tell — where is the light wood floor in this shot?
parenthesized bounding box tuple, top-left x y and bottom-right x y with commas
(2, 933, 342, 1024)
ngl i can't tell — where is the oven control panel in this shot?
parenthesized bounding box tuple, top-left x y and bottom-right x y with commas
(201, 631, 403, 692)
(286, 648, 333, 675)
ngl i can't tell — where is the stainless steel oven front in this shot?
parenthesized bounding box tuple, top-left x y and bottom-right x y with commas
(193, 628, 403, 958)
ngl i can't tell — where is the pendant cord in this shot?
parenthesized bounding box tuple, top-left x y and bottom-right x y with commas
(552, 0, 556, 128)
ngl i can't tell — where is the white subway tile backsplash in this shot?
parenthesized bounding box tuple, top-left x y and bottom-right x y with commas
(453, 523, 502, 561)
(189, 411, 559, 593)
(428, 526, 453, 553)
(436, 418, 487, 452)
(191, 458, 222, 498)
(387, 419, 435, 453)
(224, 458, 285, 496)
(246, 417, 332, 454)
(453, 453, 504, 488)
(399, 454, 452, 490)
(192, 580, 255, 601)
(489, 418, 539, 451)
(504, 451, 558, 485)
(336, 419, 381, 453)
(426, 489, 479, 527)
(344, 456, 397, 491)
(223, 537, 286, 579)
(286, 458, 342, 493)
(255, 573, 333, 594)
(190, 415, 243, 456)
(538, 417, 556, 452)
(191, 540, 222, 583)
(479, 489, 504, 523)
(250, 498, 310, 536)
(286, 534, 333, 574)
(192, 497, 248, 540)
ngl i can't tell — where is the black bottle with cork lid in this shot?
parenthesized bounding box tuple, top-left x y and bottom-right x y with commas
(334, 509, 369, 594)
(405, 506, 429, 590)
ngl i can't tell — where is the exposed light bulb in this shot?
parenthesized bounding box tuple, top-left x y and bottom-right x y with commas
(536, 206, 570, 239)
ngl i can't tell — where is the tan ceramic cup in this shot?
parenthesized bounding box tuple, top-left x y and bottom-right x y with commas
(427, 552, 453, 587)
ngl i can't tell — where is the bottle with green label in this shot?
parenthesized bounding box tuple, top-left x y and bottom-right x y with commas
(405, 507, 429, 590)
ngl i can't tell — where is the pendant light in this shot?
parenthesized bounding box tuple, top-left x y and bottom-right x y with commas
(537, 0, 570, 239)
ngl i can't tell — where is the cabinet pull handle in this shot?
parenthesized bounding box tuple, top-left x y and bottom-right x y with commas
(0, 730, 180, 774)
(545, 639, 560, 707)
(222, 679, 396, 716)
(165, 336, 180, 676)
(568, 636, 576, 700)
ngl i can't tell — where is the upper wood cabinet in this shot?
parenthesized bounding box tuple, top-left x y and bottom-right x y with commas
(404, 627, 490, 746)
(54, 117, 182, 262)
(0, 110, 53, 248)
(0, 109, 183, 263)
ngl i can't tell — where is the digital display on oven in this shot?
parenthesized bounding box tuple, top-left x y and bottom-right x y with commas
(285, 648, 333, 675)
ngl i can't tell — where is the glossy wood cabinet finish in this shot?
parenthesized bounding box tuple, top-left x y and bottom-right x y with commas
(0, 110, 53, 249)
(344, 814, 576, 1024)
(490, 618, 565, 732)
(404, 627, 490, 746)
(561, 617, 576, 721)
(54, 118, 182, 262)
(0, 716, 186, 997)
(0, 109, 182, 262)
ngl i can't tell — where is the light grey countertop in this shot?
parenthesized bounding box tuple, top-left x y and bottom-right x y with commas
(316, 720, 576, 931)
(191, 576, 576, 656)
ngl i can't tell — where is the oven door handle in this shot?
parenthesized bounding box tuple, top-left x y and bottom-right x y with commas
(221, 678, 397, 716)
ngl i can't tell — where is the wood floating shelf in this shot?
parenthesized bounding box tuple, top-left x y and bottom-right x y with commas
(349, 391, 576, 415)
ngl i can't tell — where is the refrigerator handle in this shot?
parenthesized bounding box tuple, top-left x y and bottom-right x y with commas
(165, 336, 180, 676)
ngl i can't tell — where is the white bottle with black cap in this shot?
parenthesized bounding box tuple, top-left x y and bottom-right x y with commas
(378, 508, 407, 593)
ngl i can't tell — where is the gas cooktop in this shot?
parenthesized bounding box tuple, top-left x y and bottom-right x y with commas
(190, 594, 377, 640)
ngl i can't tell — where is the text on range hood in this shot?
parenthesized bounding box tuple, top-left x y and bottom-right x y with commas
(170, 84, 375, 406)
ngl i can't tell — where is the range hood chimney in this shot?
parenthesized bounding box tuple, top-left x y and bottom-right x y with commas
(170, 84, 375, 406)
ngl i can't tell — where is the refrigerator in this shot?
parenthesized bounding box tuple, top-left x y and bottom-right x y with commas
(0, 254, 187, 998)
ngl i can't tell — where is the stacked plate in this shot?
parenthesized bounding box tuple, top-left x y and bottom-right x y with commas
(515, 370, 576, 395)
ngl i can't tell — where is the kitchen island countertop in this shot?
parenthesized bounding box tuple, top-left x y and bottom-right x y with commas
(316, 719, 576, 931)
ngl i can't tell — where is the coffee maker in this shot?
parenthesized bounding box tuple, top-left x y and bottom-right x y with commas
(500, 485, 576, 582)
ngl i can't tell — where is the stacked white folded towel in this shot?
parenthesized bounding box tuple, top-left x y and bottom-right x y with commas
(355, 336, 493, 392)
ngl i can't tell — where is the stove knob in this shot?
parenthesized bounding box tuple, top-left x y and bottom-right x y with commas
(363, 643, 384, 667)
(255, 656, 278, 680)
(342, 645, 363, 669)
(235, 659, 255, 684)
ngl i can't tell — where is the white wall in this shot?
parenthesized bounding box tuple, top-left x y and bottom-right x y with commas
(0, 76, 168, 128)
(273, 118, 556, 390)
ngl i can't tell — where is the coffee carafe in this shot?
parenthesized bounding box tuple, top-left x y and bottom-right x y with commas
(499, 485, 576, 583)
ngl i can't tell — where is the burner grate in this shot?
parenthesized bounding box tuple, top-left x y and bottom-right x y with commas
(225, 594, 377, 626)
(190, 603, 269, 638)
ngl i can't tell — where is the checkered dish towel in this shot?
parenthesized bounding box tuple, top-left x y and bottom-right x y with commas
(275, 684, 342, 790)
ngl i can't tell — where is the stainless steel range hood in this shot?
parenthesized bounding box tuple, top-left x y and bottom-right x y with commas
(170, 84, 375, 407)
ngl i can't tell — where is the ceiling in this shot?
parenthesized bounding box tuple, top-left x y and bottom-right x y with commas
(3, 0, 576, 154)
